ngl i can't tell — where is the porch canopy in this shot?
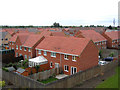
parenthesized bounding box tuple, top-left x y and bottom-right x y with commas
(29, 56, 48, 67)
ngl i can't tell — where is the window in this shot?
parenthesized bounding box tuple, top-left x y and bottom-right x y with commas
(12, 47, 14, 49)
(20, 46, 22, 50)
(50, 62, 53, 68)
(72, 56, 77, 61)
(16, 53, 18, 57)
(64, 54, 69, 60)
(97, 43, 99, 45)
(16, 45, 18, 50)
(28, 48, 31, 52)
(44, 51, 47, 56)
(25, 55, 27, 59)
(64, 65, 69, 72)
(51, 52, 56, 57)
(12, 42, 14, 45)
(19, 54, 22, 56)
(29, 56, 31, 59)
(24, 47, 26, 51)
(100, 42, 101, 45)
(5, 38, 8, 40)
(38, 50, 41, 54)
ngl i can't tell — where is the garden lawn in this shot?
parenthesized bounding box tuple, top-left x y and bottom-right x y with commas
(96, 66, 120, 88)
(39, 77, 58, 84)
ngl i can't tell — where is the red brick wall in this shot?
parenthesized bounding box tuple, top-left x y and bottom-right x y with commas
(102, 32, 112, 48)
(78, 40, 98, 71)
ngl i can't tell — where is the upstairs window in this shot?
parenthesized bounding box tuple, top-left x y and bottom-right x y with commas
(24, 47, 26, 51)
(64, 54, 69, 60)
(38, 50, 41, 54)
(51, 52, 56, 57)
(28, 48, 31, 52)
(44, 51, 47, 56)
(16, 45, 18, 50)
(20, 46, 22, 50)
(72, 56, 77, 61)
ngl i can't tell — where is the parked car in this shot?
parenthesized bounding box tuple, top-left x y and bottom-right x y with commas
(102, 57, 113, 62)
(98, 61, 109, 65)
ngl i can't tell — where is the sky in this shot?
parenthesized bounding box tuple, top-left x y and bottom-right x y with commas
(0, 0, 119, 26)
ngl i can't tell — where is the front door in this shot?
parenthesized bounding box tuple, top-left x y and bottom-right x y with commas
(55, 63, 59, 68)
(71, 66, 77, 75)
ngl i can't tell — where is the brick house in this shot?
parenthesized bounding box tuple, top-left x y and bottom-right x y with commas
(102, 31, 120, 49)
(36, 36, 98, 75)
(9, 33, 45, 59)
(74, 30, 107, 49)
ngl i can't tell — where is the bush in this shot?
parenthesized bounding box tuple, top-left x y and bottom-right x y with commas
(5, 63, 13, 67)
(0, 81, 5, 87)
(109, 52, 114, 57)
(2, 67, 9, 72)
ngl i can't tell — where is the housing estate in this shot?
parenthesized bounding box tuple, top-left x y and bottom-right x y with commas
(74, 30, 107, 49)
(102, 31, 120, 49)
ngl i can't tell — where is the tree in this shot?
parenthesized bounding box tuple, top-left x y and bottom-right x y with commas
(52, 22, 61, 27)
(35, 65, 40, 73)
(108, 25, 112, 29)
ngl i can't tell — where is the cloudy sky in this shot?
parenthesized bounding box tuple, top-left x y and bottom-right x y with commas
(0, 0, 119, 26)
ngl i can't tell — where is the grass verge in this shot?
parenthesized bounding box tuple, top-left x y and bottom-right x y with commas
(96, 66, 120, 88)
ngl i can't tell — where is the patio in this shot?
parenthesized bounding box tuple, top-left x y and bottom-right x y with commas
(55, 74, 68, 79)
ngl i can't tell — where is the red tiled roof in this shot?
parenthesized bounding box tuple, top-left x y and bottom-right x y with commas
(40, 31, 52, 36)
(9, 33, 29, 42)
(22, 35, 44, 47)
(79, 30, 107, 42)
(36, 36, 91, 55)
(105, 31, 120, 40)
(51, 32, 65, 37)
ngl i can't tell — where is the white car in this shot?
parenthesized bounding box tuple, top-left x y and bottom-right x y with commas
(98, 61, 109, 65)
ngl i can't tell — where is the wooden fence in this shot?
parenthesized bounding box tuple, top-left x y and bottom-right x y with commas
(28, 68, 57, 81)
(2, 61, 118, 88)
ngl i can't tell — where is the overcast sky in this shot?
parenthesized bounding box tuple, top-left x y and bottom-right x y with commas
(0, 0, 119, 26)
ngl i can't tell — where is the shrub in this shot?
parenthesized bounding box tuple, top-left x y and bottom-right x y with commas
(0, 81, 5, 87)
(109, 52, 114, 57)
(2, 67, 9, 72)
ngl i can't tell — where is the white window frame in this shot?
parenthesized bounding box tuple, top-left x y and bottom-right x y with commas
(20, 46, 22, 50)
(72, 56, 77, 61)
(51, 52, 56, 57)
(19, 54, 22, 56)
(64, 65, 69, 72)
(29, 56, 31, 59)
(16, 53, 18, 57)
(38, 50, 41, 54)
(16, 45, 18, 50)
(12, 42, 14, 45)
(50, 62, 53, 68)
(25, 55, 27, 59)
(24, 47, 26, 51)
(64, 54, 69, 60)
(28, 48, 31, 52)
(44, 51, 47, 56)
